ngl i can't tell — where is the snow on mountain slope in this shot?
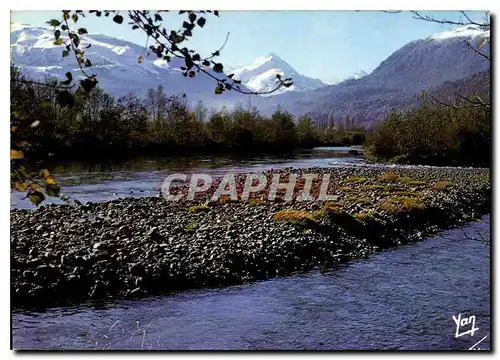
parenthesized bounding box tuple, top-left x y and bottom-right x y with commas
(230, 53, 326, 96)
(428, 24, 490, 41)
(256, 24, 490, 124)
(324, 70, 369, 85)
(363, 24, 490, 91)
(10, 23, 251, 107)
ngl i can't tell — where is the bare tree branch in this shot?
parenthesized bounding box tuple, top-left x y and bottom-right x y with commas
(130, 10, 291, 96)
(410, 10, 490, 29)
(407, 10, 491, 110)
(12, 78, 75, 90)
(463, 39, 490, 61)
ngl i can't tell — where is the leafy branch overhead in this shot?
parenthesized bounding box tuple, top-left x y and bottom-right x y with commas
(45, 10, 293, 105)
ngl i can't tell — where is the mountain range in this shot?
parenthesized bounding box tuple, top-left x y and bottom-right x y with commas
(229, 53, 327, 95)
(253, 24, 490, 124)
(10, 22, 252, 108)
(11, 22, 490, 125)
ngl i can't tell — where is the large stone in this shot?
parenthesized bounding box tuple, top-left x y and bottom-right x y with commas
(128, 263, 145, 277)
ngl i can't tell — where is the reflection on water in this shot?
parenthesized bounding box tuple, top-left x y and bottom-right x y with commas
(12, 216, 490, 350)
(11, 148, 364, 209)
(10, 147, 488, 209)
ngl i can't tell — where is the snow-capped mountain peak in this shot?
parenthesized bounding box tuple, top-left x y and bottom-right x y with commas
(10, 23, 252, 107)
(428, 24, 490, 42)
(231, 53, 326, 96)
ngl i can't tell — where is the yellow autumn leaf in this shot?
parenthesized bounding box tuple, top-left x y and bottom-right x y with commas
(29, 183, 41, 192)
(137, 56, 143, 64)
(40, 169, 50, 179)
(15, 182, 28, 191)
(11, 126, 17, 132)
(45, 177, 56, 185)
(10, 149, 24, 160)
(478, 38, 488, 49)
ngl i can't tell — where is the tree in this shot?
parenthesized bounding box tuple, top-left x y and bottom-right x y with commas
(146, 85, 168, 136)
(296, 115, 319, 148)
(206, 108, 233, 148)
(42, 10, 293, 101)
(117, 93, 149, 141)
(194, 101, 208, 123)
(11, 67, 61, 205)
(269, 109, 297, 152)
(367, 101, 490, 166)
(12, 10, 295, 205)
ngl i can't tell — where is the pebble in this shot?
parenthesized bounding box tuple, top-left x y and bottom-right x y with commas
(10, 166, 490, 309)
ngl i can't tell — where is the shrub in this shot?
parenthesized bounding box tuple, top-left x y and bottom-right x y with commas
(272, 210, 320, 226)
(344, 176, 368, 183)
(218, 195, 238, 203)
(379, 196, 427, 214)
(398, 177, 426, 186)
(378, 172, 400, 182)
(185, 221, 200, 232)
(353, 209, 379, 222)
(366, 101, 491, 167)
(188, 204, 210, 214)
(431, 181, 455, 190)
(248, 199, 267, 206)
(321, 201, 345, 214)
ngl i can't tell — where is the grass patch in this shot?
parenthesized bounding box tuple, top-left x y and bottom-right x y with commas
(379, 196, 427, 214)
(218, 195, 238, 204)
(344, 176, 368, 183)
(342, 194, 372, 206)
(320, 201, 362, 232)
(272, 210, 321, 226)
(185, 221, 200, 232)
(398, 177, 426, 186)
(353, 209, 379, 222)
(318, 201, 348, 216)
(378, 172, 400, 182)
(248, 199, 267, 206)
(321, 201, 344, 211)
(188, 204, 210, 214)
(431, 181, 454, 190)
(321, 201, 347, 216)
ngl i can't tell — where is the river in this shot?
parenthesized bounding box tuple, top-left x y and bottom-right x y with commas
(10, 147, 485, 210)
(11, 147, 366, 209)
(12, 215, 490, 350)
(11, 148, 491, 350)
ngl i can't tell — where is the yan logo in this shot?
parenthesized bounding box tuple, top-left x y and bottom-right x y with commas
(452, 313, 479, 338)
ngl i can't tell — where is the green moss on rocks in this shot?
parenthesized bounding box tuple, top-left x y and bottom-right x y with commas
(379, 196, 427, 214)
(188, 204, 210, 214)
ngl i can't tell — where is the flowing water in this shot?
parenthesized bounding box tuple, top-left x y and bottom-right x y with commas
(11, 147, 366, 209)
(11, 148, 491, 350)
(10, 147, 485, 210)
(12, 215, 490, 350)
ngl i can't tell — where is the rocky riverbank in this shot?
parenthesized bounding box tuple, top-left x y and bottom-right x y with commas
(11, 167, 490, 309)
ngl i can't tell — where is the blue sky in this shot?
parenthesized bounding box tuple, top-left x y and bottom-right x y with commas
(11, 10, 487, 83)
